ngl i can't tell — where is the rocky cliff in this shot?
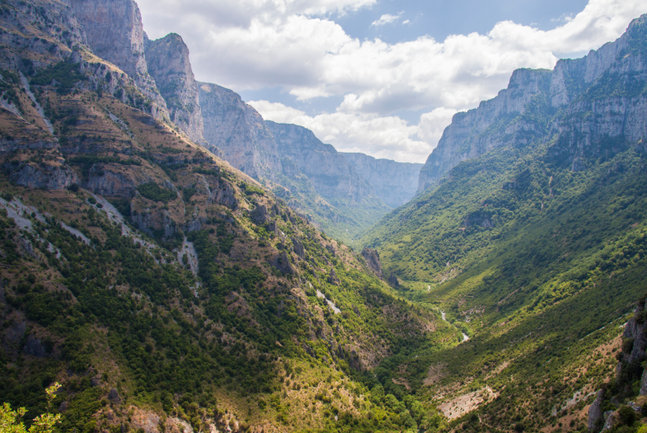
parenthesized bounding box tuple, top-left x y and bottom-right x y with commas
(265, 121, 421, 239)
(198, 82, 281, 179)
(198, 87, 421, 239)
(145, 33, 204, 144)
(418, 14, 647, 192)
(267, 121, 372, 204)
(341, 152, 423, 208)
(588, 299, 647, 432)
(417, 68, 553, 192)
(69, 0, 168, 120)
(267, 121, 421, 208)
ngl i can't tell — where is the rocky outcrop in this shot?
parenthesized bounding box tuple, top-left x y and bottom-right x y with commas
(272, 251, 294, 275)
(588, 298, 647, 432)
(418, 14, 647, 193)
(199, 82, 281, 179)
(85, 167, 138, 198)
(4, 161, 77, 190)
(619, 304, 647, 369)
(588, 390, 605, 432)
(145, 33, 204, 143)
(69, 0, 168, 119)
(361, 248, 383, 278)
(250, 204, 269, 225)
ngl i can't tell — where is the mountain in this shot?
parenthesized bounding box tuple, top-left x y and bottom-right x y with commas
(69, 0, 168, 121)
(362, 14, 647, 432)
(265, 121, 422, 241)
(4, 0, 647, 431)
(145, 33, 204, 144)
(0, 0, 458, 432)
(69, 0, 423, 243)
(417, 15, 647, 192)
(198, 84, 422, 241)
(198, 81, 282, 180)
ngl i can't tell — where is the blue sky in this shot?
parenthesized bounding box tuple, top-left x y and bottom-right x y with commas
(336, 0, 589, 43)
(137, 0, 647, 162)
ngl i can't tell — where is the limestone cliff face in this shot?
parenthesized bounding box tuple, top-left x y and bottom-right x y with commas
(418, 14, 647, 193)
(197, 82, 421, 235)
(266, 121, 372, 205)
(198, 82, 281, 180)
(341, 153, 423, 208)
(0, 0, 85, 71)
(69, 0, 168, 119)
(145, 33, 204, 144)
(418, 68, 554, 193)
(267, 121, 421, 208)
(550, 15, 647, 169)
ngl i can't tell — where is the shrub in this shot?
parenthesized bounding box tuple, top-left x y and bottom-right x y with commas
(137, 182, 177, 203)
(618, 405, 636, 426)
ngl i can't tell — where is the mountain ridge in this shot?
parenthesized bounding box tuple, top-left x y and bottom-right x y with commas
(197, 82, 422, 241)
(47, 0, 422, 242)
(417, 14, 647, 192)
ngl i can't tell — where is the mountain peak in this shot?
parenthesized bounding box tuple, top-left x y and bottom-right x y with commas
(145, 31, 205, 143)
(69, 0, 168, 116)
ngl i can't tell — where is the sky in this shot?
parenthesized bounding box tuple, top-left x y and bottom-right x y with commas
(137, 0, 647, 163)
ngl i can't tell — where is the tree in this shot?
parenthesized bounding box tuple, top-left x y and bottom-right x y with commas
(0, 383, 61, 433)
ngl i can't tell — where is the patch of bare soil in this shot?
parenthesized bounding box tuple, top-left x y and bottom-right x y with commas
(423, 363, 447, 386)
(439, 386, 497, 420)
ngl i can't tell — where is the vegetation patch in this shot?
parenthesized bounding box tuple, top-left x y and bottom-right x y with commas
(136, 182, 177, 203)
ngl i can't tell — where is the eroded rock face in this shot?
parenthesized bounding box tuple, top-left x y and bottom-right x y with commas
(267, 121, 421, 207)
(589, 298, 647, 432)
(145, 33, 204, 144)
(69, 0, 168, 118)
(418, 14, 647, 193)
(588, 390, 605, 432)
(361, 248, 383, 278)
(0, 0, 85, 71)
(417, 68, 553, 193)
(199, 82, 281, 180)
(272, 251, 294, 275)
(341, 153, 422, 208)
(85, 168, 138, 198)
(5, 162, 77, 190)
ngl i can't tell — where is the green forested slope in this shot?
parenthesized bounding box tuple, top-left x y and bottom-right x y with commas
(0, 1, 459, 431)
(360, 15, 647, 433)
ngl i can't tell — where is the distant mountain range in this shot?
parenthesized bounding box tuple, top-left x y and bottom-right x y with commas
(198, 81, 421, 241)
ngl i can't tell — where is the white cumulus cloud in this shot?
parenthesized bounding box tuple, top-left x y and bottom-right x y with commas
(136, 0, 647, 162)
(371, 13, 403, 27)
(249, 100, 433, 162)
